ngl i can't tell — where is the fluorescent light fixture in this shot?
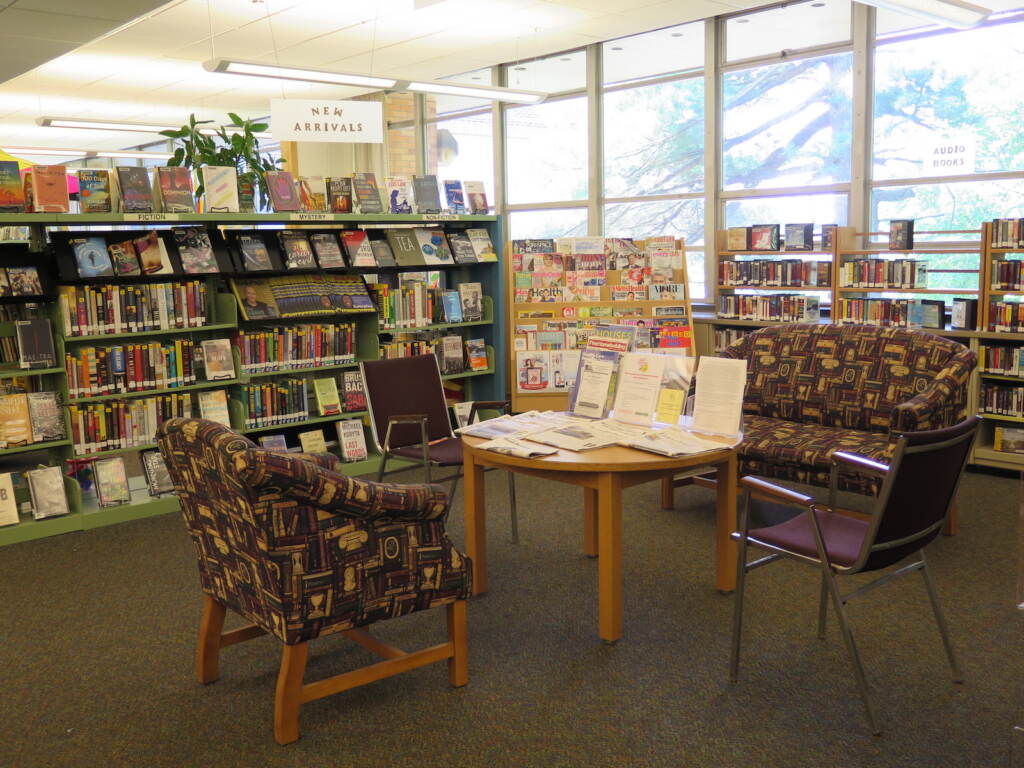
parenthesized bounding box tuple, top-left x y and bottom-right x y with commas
(4, 146, 172, 160)
(4, 146, 88, 157)
(204, 58, 397, 89)
(37, 116, 273, 141)
(854, 0, 989, 28)
(95, 150, 173, 159)
(405, 80, 546, 104)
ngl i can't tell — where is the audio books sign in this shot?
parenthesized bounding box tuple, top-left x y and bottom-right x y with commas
(921, 135, 976, 177)
(270, 99, 383, 143)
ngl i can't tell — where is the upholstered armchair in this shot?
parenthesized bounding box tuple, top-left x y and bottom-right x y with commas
(157, 418, 471, 745)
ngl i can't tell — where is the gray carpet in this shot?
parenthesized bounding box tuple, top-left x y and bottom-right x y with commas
(1, 468, 1020, 768)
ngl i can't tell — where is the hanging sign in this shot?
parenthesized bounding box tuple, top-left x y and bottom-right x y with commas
(270, 99, 383, 143)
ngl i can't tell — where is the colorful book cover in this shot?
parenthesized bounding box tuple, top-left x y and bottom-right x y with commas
(413, 228, 454, 265)
(0, 393, 31, 446)
(326, 176, 353, 213)
(173, 227, 219, 274)
(465, 338, 488, 371)
(313, 377, 341, 416)
(77, 169, 112, 213)
(238, 234, 273, 271)
(95, 457, 131, 507)
(340, 231, 377, 268)
(466, 228, 497, 262)
(115, 166, 154, 213)
(278, 231, 316, 269)
(156, 167, 195, 213)
(611, 285, 648, 302)
(438, 334, 464, 375)
(412, 174, 441, 213)
(297, 176, 327, 212)
(463, 180, 488, 214)
(265, 170, 301, 212)
(72, 237, 115, 278)
(200, 338, 234, 381)
(231, 278, 280, 320)
(7, 266, 42, 296)
(447, 231, 478, 264)
(141, 450, 174, 496)
(201, 166, 239, 213)
(341, 370, 367, 412)
(134, 230, 173, 275)
(310, 233, 346, 268)
(443, 180, 465, 213)
(353, 172, 383, 214)
(442, 290, 463, 323)
(337, 419, 367, 461)
(31, 165, 70, 212)
(385, 176, 413, 213)
(197, 389, 231, 427)
(0, 160, 25, 211)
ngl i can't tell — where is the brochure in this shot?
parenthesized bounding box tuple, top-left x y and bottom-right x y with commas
(692, 357, 747, 438)
(569, 349, 618, 419)
(611, 352, 667, 426)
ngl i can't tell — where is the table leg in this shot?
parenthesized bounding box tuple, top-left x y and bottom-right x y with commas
(715, 453, 739, 593)
(597, 472, 623, 643)
(583, 487, 598, 558)
(660, 476, 674, 510)
(463, 450, 487, 596)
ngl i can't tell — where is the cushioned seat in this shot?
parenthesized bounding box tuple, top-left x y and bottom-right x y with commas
(392, 436, 463, 466)
(748, 509, 869, 567)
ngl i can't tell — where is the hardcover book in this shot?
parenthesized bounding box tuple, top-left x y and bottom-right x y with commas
(412, 174, 442, 213)
(141, 450, 174, 496)
(266, 170, 301, 212)
(336, 419, 367, 462)
(994, 426, 1024, 454)
(16, 318, 56, 369)
(197, 388, 231, 427)
(0, 393, 31, 447)
(341, 370, 367, 412)
(31, 165, 70, 212)
(353, 172, 383, 214)
(749, 224, 781, 251)
(259, 434, 289, 451)
(7, 266, 42, 296)
(201, 166, 239, 213)
(134, 230, 173, 275)
(386, 229, 425, 267)
(94, 457, 131, 507)
(438, 334, 464, 375)
(889, 219, 915, 250)
(231, 278, 280, 320)
(463, 181, 488, 214)
(156, 167, 195, 213)
(446, 231, 478, 264)
(279, 231, 316, 269)
(414, 228, 455, 265)
(27, 391, 65, 442)
(466, 228, 497, 261)
(27, 466, 69, 520)
(298, 429, 327, 454)
(784, 223, 815, 251)
(310, 233, 346, 268)
(726, 227, 751, 251)
(951, 297, 977, 330)
(0, 270, 9, 296)
(72, 237, 115, 278)
(297, 175, 328, 212)
(340, 231, 377, 268)
(313, 377, 341, 416)
(238, 234, 273, 271)
(77, 169, 112, 213)
(0, 160, 25, 212)
(442, 290, 463, 323)
(465, 338, 488, 371)
(326, 176, 353, 213)
(385, 176, 414, 213)
(108, 239, 141, 276)
(172, 227, 219, 274)
(116, 166, 154, 213)
(458, 282, 484, 322)
(200, 338, 235, 381)
(821, 224, 838, 249)
(369, 238, 398, 268)
(0, 473, 17, 526)
(443, 180, 466, 213)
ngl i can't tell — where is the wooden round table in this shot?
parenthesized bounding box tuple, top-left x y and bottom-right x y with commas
(461, 435, 738, 643)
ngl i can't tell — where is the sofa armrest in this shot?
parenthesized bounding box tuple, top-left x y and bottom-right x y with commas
(261, 450, 343, 473)
(238, 449, 449, 522)
(889, 347, 976, 433)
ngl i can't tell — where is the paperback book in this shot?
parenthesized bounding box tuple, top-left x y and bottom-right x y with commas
(155, 167, 195, 213)
(94, 457, 131, 507)
(414, 228, 455, 265)
(31, 165, 70, 212)
(466, 228, 497, 261)
(134, 230, 173, 275)
(340, 231, 377, 268)
(200, 338, 235, 381)
(231, 278, 280, 320)
(279, 231, 316, 269)
(326, 176, 353, 213)
(27, 466, 69, 520)
(297, 176, 328, 212)
(108, 239, 141, 276)
(7, 266, 42, 296)
(77, 169, 113, 213)
(313, 377, 342, 416)
(15, 318, 56, 369)
(72, 237, 115, 278)
(141, 450, 174, 496)
(387, 229, 424, 267)
(438, 334, 465, 375)
(201, 166, 239, 213)
(310, 233, 346, 268)
(465, 338, 488, 371)
(446, 231, 478, 264)
(369, 238, 398, 268)
(0, 393, 31, 446)
(116, 166, 154, 213)
(442, 290, 463, 323)
(385, 176, 414, 213)
(198, 388, 231, 427)
(266, 170, 301, 212)
(299, 429, 327, 454)
(412, 174, 442, 213)
(337, 419, 368, 462)
(173, 227, 219, 274)
(341, 370, 366, 412)
(458, 282, 484, 322)
(353, 172, 383, 214)
(444, 180, 466, 213)
(238, 234, 273, 271)
(0, 160, 25, 212)
(464, 181, 488, 214)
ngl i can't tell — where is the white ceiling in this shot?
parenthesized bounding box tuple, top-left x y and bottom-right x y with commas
(0, 0, 763, 153)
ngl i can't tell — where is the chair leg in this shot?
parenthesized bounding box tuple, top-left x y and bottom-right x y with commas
(447, 600, 468, 688)
(817, 572, 828, 640)
(376, 450, 389, 482)
(507, 471, 519, 544)
(196, 595, 226, 684)
(919, 552, 964, 683)
(729, 533, 749, 682)
(820, 564, 881, 735)
(942, 501, 959, 536)
(274, 642, 309, 746)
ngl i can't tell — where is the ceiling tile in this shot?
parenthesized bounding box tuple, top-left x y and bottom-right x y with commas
(8, 0, 170, 23)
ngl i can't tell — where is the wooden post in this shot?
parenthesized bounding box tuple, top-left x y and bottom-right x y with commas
(196, 596, 226, 684)
(716, 453, 739, 593)
(274, 642, 308, 746)
(583, 487, 598, 557)
(597, 472, 623, 643)
(447, 600, 468, 687)
(463, 448, 488, 595)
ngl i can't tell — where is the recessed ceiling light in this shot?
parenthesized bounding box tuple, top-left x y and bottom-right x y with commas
(471, 76, 481, 80)
(670, 32, 683, 37)
(514, 66, 526, 71)
(611, 46, 623, 51)
(811, 2, 825, 6)
(560, 57, 571, 61)
(736, 18, 749, 23)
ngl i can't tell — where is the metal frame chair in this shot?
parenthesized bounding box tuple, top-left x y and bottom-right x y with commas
(729, 416, 979, 734)
(360, 354, 519, 542)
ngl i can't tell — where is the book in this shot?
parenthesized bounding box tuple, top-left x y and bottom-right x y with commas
(414, 228, 455, 265)
(94, 456, 131, 507)
(337, 419, 368, 462)
(141, 449, 174, 496)
(266, 170, 301, 212)
(0, 270, 8, 296)
(441, 290, 463, 322)
(134, 230, 173, 275)
(259, 434, 289, 451)
(27, 391, 65, 442)
(386, 229, 425, 267)
(155, 167, 195, 213)
(197, 388, 231, 426)
(909, 299, 945, 329)
(0, 473, 17, 526)
(340, 231, 377, 268)
(366, 238, 396, 268)
(951, 297, 977, 330)
(201, 338, 235, 381)
(784, 223, 814, 251)
(77, 169, 112, 213)
(338, 370, 365, 413)
(889, 219, 914, 250)
(16, 318, 55, 369)
(7, 266, 42, 296)
(821, 224, 838, 249)
(443, 180, 466, 213)
(313, 377, 342, 416)
(750, 224, 780, 251)
(116, 166, 154, 213)
(326, 176, 353, 213)
(201, 166, 239, 213)
(230, 278, 280, 320)
(31, 165, 70, 212)
(385, 176, 414, 213)
(465, 338, 488, 371)
(438, 334, 464, 375)
(0, 160, 25, 212)
(458, 282, 484, 322)
(412, 174, 442, 213)
(464, 181, 488, 214)
(353, 172, 383, 213)
(27, 466, 69, 520)
(447, 231, 478, 264)
(466, 228, 497, 261)
(994, 426, 1024, 454)
(297, 175, 327, 212)
(108, 239, 141, 276)
(726, 227, 750, 251)
(299, 429, 327, 454)
(0, 393, 31, 447)
(72, 237, 115, 278)
(172, 227, 219, 274)
(238, 234, 273, 271)
(310, 233, 346, 268)
(279, 231, 316, 269)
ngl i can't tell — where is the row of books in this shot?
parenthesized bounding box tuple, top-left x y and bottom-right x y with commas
(65, 340, 207, 399)
(58, 281, 209, 337)
(990, 218, 1024, 249)
(257, 420, 369, 464)
(0, 266, 44, 297)
(0, 391, 65, 448)
(376, 334, 488, 374)
(233, 324, 358, 373)
(228, 275, 373, 320)
(716, 294, 821, 322)
(988, 300, 1024, 333)
(837, 297, 977, 329)
(979, 344, 1024, 377)
(725, 224, 835, 252)
(718, 259, 832, 288)
(990, 259, 1024, 291)
(837, 259, 928, 289)
(69, 229, 217, 278)
(0, 303, 46, 323)
(979, 382, 1024, 418)
(243, 371, 366, 428)
(0, 466, 69, 524)
(713, 328, 752, 353)
(367, 282, 483, 329)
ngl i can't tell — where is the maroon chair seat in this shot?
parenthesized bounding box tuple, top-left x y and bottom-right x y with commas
(749, 509, 868, 568)
(392, 437, 463, 466)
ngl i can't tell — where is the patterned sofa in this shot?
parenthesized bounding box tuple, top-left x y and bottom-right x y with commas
(719, 324, 977, 495)
(157, 418, 471, 744)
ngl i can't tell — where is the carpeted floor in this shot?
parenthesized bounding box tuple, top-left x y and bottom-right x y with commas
(1, 468, 1020, 768)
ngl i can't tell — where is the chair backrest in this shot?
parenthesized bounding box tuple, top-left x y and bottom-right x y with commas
(721, 323, 974, 433)
(361, 355, 453, 450)
(855, 416, 979, 571)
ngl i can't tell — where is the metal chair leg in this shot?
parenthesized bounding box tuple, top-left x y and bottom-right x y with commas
(817, 572, 828, 640)
(821, 563, 881, 735)
(729, 532, 749, 682)
(508, 471, 518, 544)
(376, 450, 388, 482)
(919, 552, 964, 683)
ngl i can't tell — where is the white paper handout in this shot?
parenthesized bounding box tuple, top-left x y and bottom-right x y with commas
(572, 354, 617, 419)
(691, 356, 747, 438)
(612, 352, 667, 426)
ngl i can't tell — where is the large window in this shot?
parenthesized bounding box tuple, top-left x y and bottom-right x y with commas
(725, 0, 851, 62)
(425, 113, 494, 209)
(508, 209, 588, 240)
(505, 97, 588, 205)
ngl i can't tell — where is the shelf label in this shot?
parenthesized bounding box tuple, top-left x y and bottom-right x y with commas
(422, 213, 460, 221)
(291, 213, 332, 221)
(123, 213, 179, 222)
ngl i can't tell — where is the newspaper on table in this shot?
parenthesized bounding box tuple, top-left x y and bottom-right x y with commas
(475, 437, 558, 458)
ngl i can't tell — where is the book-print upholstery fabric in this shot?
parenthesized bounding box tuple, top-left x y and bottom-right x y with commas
(721, 324, 976, 493)
(157, 418, 470, 645)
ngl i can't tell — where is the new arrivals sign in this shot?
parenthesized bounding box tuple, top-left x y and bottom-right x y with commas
(270, 99, 383, 143)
